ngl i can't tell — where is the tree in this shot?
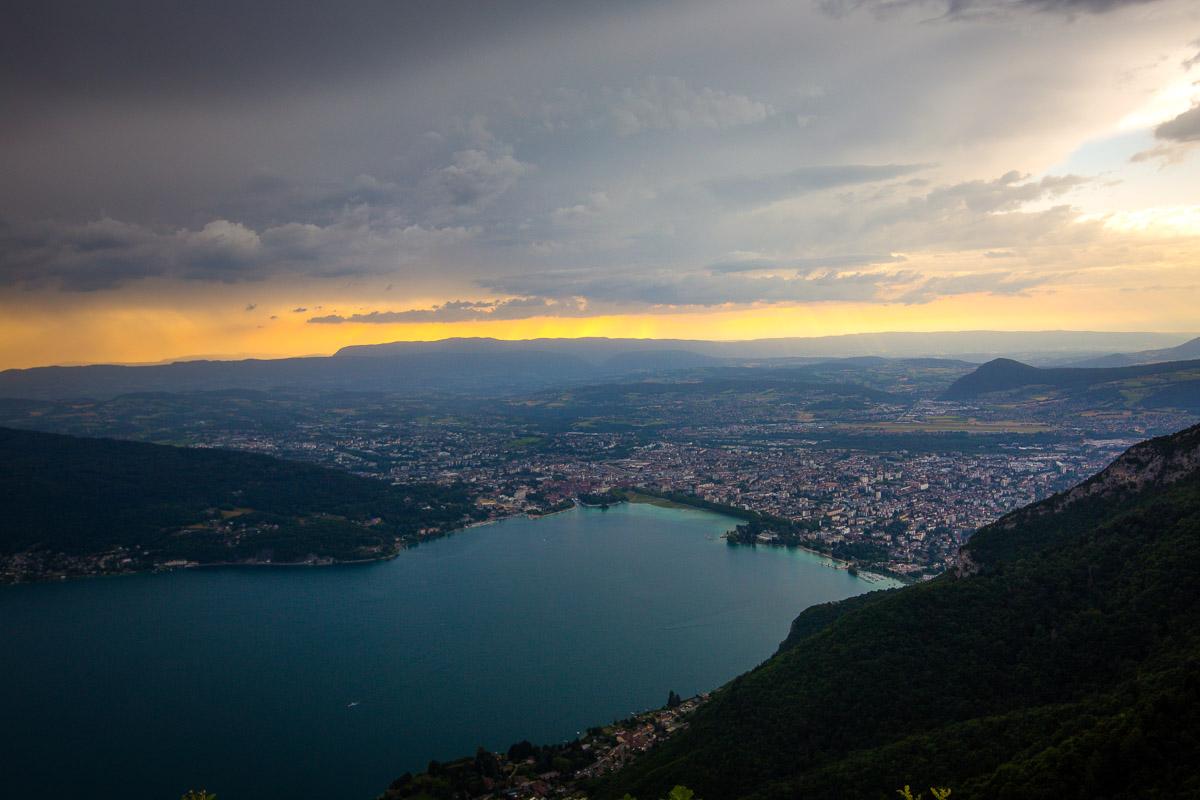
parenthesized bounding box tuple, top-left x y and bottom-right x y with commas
(474, 746, 501, 779)
(507, 740, 536, 761)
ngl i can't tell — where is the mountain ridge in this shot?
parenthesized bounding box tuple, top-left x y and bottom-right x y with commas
(941, 356, 1200, 401)
(4, 331, 1191, 401)
(334, 331, 1189, 361)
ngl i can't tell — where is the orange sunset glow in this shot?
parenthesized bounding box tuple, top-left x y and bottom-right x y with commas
(0, 0, 1198, 366)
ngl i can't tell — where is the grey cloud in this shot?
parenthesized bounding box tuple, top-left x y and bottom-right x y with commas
(0, 213, 478, 291)
(709, 254, 907, 273)
(706, 164, 928, 206)
(317, 262, 1063, 314)
(898, 270, 1055, 303)
(0, 217, 170, 291)
(922, 171, 1087, 213)
(1185, 39, 1200, 69)
(792, 172, 1097, 256)
(608, 77, 772, 135)
(1154, 104, 1200, 143)
(820, 0, 1163, 19)
(0, 216, 275, 291)
(1, 165, 1085, 296)
(292, 307, 307, 313)
(0, 1, 641, 107)
(550, 193, 612, 226)
(306, 175, 407, 215)
(477, 169, 1097, 306)
(308, 297, 587, 324)
(535, 77, 774, 137)
(183, 221, 266, 281)
(480, 267, 918, 306)
(245, 304, 257, 311)
(1, 0, 1187, 317)
(1132, 104, 1200, 163)
(429, 150, 533, 214)
(240, 144, 528, 229)
(996, 0, 1160, 12)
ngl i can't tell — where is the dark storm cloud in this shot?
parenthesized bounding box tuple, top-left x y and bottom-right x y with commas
(1, 0, 1189, 321)
(0, 217, 271, 290)
(0, 217, 170, 291)
(0, 214, 476, 291)
(705, 164, 927, 206)
(0, 0, 645, 106)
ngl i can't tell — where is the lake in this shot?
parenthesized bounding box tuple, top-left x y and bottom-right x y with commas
(0, 501, 897, 800)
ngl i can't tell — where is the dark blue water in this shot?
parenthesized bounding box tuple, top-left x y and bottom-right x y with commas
(0, 502, 895, 800)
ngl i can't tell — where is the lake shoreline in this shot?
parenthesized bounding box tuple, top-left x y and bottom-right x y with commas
(622, 489, 910, 584)
(2, 500, 897, 800)
(0, 504, 568, 585)
(1, 494, 905, 587)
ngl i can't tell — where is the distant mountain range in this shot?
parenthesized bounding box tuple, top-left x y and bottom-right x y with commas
(1, 331, 1193, 401)
(942, 357, 1200, 410)
(336, 331, 1189, 362)
(0, 351, 607, 401)
(591, 423, 1200, 799)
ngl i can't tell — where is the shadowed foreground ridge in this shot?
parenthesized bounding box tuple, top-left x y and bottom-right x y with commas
(598, 424, 1200, 800)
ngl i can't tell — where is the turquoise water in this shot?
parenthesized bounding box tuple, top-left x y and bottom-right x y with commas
(0, 502, 895, 800)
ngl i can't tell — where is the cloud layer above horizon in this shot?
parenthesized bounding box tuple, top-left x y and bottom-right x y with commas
(1, 0, 1199, 365)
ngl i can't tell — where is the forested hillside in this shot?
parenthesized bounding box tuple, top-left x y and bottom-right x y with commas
(941, 356, 1200, 405)
(599, 424, 1200, 800)
(0, 427, 476, 581)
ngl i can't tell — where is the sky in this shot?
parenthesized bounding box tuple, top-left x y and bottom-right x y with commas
(2, 0, 1200, 368)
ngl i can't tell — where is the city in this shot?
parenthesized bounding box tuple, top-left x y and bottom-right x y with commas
(4, 359, 1184, 582)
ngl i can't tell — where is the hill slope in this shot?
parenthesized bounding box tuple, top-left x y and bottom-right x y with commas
(598, 424, 1200, 800)
(941, 356, 1200, 406)
(2, 332, 1186, 401)
(0, 427, 475, 582)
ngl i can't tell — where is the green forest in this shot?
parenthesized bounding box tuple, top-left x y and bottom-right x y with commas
(0, 427, 477, 572)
